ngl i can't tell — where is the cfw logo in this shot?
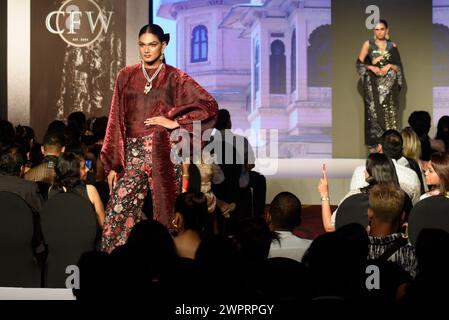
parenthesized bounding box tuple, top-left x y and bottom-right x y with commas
(45, 0, 113, 47)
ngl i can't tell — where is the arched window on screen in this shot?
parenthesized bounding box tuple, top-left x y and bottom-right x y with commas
(191, 25, 208, 63)
(270, 40, 286, 94)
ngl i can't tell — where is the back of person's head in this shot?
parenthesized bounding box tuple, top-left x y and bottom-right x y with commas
(91, 116, 108, 141)
(64, 140, 86, 156)
(46, 120, 66, 138)
(368, 183, 405, 226)
(269, 191, 302, 230)
(365, 153, 399, 187)
(233, 218, 273, 262)
(43, 132, 65, 154)
(335, 223, 369, 264)
(15, 125, 35, 146)
(401, 127, 421, 160)
(436, 115, 449, 141)
(380, 129, 403, 160)
(0, 120, 15, 147)
(408, 111, 431, 136)
(215, 109, 232, 130)
(127, 220, 176, 265)
(67, 111, 87, 134)
(196, 234, 240, 267)
(430, 152, 449, 195)
(74, 250, 112, 301)
(54, 152, 82, 188)
(174, 192, 208, 233)
(0, 146, 25, 176)
(195, 234, 242, 301)
(416, 228, 449, 273)
(302, 226, 368, 298)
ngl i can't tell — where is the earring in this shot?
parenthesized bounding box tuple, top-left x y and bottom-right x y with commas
(160, 52, 165, 61)
(171, 218, 178, 232)
(385, 33, 390, 40)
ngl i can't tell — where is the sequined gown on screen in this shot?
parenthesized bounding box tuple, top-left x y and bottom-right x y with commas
(356, 39, 403, 146)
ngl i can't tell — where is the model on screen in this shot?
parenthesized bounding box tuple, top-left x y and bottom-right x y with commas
(357, 19, 403, 148)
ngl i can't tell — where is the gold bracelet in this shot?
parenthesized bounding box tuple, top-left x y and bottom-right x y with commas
(182, 174, 190, 177)
(321, 196, 330, 201)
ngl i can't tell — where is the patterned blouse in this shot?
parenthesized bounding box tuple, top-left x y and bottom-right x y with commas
(368, 233, 417, 277)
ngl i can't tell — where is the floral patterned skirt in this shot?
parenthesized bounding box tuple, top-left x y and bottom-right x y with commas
(100, 134, 179, 253)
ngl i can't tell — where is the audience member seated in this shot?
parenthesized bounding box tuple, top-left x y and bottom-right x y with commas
(73, 250, 112, 301)
(87, 116, 108, 182)
(172, 192, 208, 259)
(46, 120, 66, 139)
(67, 111, 87, 145)
(233, 217, 274, 263)
(16, 125, 42, 171)
(401, 126, 427, 194)
(0, 120, 15, 147)
(400, 228, 449, 307)
(195, 235, 243, 303)
(434, 115, 449, 153)
(255, 257, 312, 305)
(350, 129, 421, 203)
(183, 155, 234, 216)
(302, 223, 369, 301)
(366, 183, 417, 277)
(109, 220, 177, 301)
(266, 192, 312, 261)
(320, 153, 405, 232)
(211, 109, 266, 219)
(420, 152, 449, 200)
(408, 111, 435, 161)
(50, 152, 105, 228)
(24, 132, 65, 186)
(0, 143, 43, 213)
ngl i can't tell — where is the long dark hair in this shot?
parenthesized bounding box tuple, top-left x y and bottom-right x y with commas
(54, 152, 83, 189)
(175, 192, 208, 233)
(138, 24, 170, 64)
(363, 153, 399, 192)
(436, 115, 449, 152)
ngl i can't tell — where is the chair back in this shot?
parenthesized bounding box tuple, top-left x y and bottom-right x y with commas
(0, 191, 40, 287)
(41, 192, 98, 288)
(408, 195, 449, 245)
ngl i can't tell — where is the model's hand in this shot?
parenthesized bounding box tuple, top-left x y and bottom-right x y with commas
(144, 116, 180, 129)
(380, 64, 392, 75)
(368, 66, 381, 75)
(107, 170, 117, 195)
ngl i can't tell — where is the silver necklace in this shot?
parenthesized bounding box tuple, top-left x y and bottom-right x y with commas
(141, 61, 164, 94)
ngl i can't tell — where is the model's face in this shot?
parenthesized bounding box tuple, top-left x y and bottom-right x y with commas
(425, 162, 440, 186)
(138, 33, 166, 66)
(373, 23, 388, 40)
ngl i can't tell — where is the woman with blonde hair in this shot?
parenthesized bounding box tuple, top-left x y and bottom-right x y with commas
(401, 126, 427, 194)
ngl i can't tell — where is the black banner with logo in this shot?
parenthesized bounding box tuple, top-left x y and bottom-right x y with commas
(30, 0, 126, 140)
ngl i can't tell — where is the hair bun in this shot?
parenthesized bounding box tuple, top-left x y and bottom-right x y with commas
(163, 33, 170, 44)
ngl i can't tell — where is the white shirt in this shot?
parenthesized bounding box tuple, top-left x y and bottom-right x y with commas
(268, 231, 312, 262)
(349, 157, 421, 204)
